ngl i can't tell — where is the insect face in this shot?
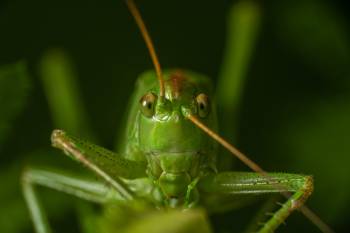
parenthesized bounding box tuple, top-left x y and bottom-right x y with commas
(136, 70, 217, 202)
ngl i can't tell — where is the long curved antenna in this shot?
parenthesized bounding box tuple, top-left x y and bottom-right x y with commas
(186, 114, 334, 233)
(126, 0, 165, 97)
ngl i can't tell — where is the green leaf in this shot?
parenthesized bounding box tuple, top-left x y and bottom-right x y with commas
(99, 201, 212, 233)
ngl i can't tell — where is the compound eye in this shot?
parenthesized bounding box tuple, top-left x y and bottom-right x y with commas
(196, 93, 210, 118)
(139, 93, 157, 118)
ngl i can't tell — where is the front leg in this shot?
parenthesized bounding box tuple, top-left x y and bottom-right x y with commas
(51, 129, 147, 200)
(199, 172, 313, 233)
(23, 129, 149, 233)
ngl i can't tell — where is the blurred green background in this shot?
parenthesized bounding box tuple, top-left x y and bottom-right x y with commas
(0, 0, 349, 232)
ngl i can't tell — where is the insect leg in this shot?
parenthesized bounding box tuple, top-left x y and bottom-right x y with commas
(51, 129, 147, 200)
(243, 195, 281, 233)
(198, 172, 313, 233)
(21, 167, 119, 233)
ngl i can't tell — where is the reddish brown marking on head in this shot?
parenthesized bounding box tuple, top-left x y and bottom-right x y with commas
(169, 70, 186, 99)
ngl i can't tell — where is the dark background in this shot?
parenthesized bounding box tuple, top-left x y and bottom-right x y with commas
(0, 0, 349, 232)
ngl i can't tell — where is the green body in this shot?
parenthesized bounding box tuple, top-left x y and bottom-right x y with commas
(118, 70, 217, 206)
(21, 2, 318, 233)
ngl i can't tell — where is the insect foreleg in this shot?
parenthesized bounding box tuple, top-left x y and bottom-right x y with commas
(51, 129, 147, 200)
(198, 172, 313, 233)
(22, 168, 119, 233)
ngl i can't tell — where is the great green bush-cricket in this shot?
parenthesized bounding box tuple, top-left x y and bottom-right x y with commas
(22, 1, 333, 232)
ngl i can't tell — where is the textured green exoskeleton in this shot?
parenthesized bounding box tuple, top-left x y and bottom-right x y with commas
(118, 70, 218, 207)
(21, 1, 318, 233)
(22, 69, 314, 233)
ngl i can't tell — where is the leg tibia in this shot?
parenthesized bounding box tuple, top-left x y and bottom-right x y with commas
(259, 176, 313, 233)
(22, 178, 51, 233)
(51, 129, 145, 199)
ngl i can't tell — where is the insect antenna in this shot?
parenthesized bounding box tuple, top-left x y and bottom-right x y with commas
(126, 0, 165, 97)
(186, 114, 334, 233)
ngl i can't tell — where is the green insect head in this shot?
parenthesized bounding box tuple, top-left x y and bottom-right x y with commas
(138, 70, 217, 157)
(137, 70, 218, 200)
(126, 0, 217, 201)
